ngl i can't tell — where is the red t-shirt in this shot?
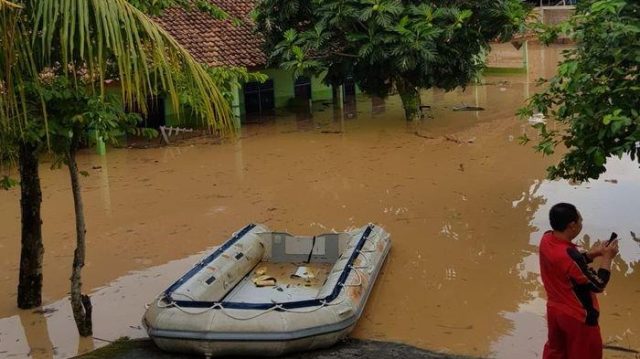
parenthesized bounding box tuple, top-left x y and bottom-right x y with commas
(539, 231, 610, 325)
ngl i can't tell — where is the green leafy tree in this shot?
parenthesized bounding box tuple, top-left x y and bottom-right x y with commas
(37, 77, 156, 336)
(0, 0, 232, 336)
(254, 0, 528, 121)
(130, 0, 231, 20)
(520, 0, 640, 181)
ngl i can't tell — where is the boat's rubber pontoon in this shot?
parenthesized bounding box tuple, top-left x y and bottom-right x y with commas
(143, 223, 391, 357)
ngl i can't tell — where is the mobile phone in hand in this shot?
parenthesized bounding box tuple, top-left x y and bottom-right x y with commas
(606, 232, 618, 246)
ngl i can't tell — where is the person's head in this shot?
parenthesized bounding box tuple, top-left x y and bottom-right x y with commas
(549, 203, 582, 240)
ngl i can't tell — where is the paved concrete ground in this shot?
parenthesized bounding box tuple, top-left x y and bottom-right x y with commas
(76, 338, 479, 359)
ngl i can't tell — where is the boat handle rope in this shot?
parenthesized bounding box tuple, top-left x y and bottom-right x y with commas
(359, 243, 377, 253)
(360, 232, 389, 254)
(215, 303, 282, 320)
(352, 250, 376, 274)
(213, 295, 351, 319)
(340, 265, 364, 287)
(157, 296, 349, 319)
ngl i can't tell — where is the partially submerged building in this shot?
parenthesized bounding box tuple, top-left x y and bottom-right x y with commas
(145, 0, 575, 127)
(153, 0, 351, 126)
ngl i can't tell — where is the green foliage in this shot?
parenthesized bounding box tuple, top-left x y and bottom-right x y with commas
(255, 0, 528, 104)
(14, 75, 152, 169)
(1, 175, 17, 190)
(40, 77, 143, 148)
(131, 0, 247, 28)
(192, 0, 227, 19)
(0, 0, 237, 181)
(0, 0, 238, 184)
(127, 0, 178, 14)
(128, 0, 228, 19)
(522, 0, 640, 181)
(0, 0, 233, 148)
(0, 0, 235, 325)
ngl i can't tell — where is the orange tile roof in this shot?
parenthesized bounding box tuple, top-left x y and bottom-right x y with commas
(154, 0, 266, 68)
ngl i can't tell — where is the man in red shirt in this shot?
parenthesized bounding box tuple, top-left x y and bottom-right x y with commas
(540, 203, 619, 359)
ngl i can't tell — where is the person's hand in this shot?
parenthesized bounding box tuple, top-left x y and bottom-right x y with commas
(602, 239, 619, 258)
(587, 240, 606, 259)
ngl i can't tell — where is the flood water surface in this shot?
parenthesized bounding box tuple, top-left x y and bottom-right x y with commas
(1, 43, 639, 358)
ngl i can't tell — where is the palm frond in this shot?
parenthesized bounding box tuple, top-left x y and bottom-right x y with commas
(0, 0, 42, 140)
(27, 0, 231, 133)
(0, 0, 20, 9)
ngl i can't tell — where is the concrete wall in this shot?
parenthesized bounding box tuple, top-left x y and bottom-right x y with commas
(485, 6, 575, 73)
(485, 42, 528, 71)
(537, 6, 575, 26)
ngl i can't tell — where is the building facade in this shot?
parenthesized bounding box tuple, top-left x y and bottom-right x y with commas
(153, 0, 347, 127)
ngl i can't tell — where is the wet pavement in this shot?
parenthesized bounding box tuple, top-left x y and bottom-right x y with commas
(1, 43, 639, 359)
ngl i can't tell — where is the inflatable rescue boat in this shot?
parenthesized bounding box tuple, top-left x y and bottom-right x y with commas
(143, 223, 391, 357)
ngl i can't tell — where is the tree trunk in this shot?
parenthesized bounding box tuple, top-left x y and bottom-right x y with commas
(396, 79, 422, 122)
(67, 142, 93, 337)
(17, 142, 44, 309)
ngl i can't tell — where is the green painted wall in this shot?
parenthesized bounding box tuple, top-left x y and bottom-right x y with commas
(260, 68, 295, 108)
(256, 68, 334, 107)
(311, 72, 333, 101)
(111, 68, 359, 131)
(160, 68, 350, 128)
(234, 83, 246, 117)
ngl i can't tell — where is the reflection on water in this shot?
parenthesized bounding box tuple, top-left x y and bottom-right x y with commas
(491, 156, 640, 358)
(0, 43, 639, 358)
(0, 252, 201, 358)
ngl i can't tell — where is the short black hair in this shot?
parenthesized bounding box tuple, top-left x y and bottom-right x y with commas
(549, 203, 579, 231)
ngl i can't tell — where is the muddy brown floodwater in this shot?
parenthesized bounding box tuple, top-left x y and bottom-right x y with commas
(1, 43, 639, 359)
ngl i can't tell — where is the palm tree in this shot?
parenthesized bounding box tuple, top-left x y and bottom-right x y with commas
(0, 0, 233, 336)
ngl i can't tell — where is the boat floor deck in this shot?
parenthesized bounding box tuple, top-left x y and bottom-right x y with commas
(223, 262, 333, 303)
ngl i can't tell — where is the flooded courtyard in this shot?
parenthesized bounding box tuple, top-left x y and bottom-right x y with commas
(1, 43, 639, 358)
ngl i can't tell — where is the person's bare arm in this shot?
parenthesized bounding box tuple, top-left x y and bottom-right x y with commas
(585, 240, 605, 262)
